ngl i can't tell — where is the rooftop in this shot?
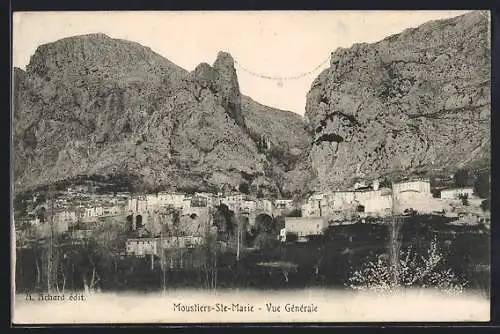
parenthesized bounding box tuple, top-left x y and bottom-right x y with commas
(285, 216, 325, 222)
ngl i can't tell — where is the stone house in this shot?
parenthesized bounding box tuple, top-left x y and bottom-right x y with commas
(256, 199, 273, 213)
(126, 238, 158, 257)
(127, 196, 148, 213)
(392, 179, 442, 214)
(274, 199, 294, 210)
(440, 187, 475, 199)
(284, 217, 328, 238)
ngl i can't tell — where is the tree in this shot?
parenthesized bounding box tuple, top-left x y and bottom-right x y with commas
(480, 199, 490, 212)
(253, 233, 278, 251)
(125, 215, 134, 234)
(453, 169, 470, 187)
(89, 220, 128, 285)
(284, 208, 301, 217)
(13, 195, 29, 217)
(253, 214, 275, 234)
(92, 220, 127, 254)
(252, 214, 279, 249)
(474, 171, 490, 199)
(36, 206, 47, 223)
(274, 216, 286, 231)
(212, 204, 236, 241)
(346, 236, 468, 294)
(238, 182, 250, 194)
(379, 177, 391, 188)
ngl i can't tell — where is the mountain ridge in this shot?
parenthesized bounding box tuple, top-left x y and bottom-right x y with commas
(13, 33, 311, 198)
(13, 11, 490, 199)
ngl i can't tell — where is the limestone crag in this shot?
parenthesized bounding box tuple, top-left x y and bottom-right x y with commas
(13, 34, 310, 196)
(305, 11, 490, 191)
(13, 12, 491, 198)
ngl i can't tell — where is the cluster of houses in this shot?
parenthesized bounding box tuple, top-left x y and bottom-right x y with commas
(126, 193, 284, 216)
(14, 189, 130, 243)
(15, 178, 487, 253)
(280, 178, 484, 242)
(19, 193, 128, 232)
(15, 187, 296, 253)
(124, 236, 206, 258)
(123, 192, 294, 257)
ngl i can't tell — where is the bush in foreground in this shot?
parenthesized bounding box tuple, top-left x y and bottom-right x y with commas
(345, 237, 468, 295)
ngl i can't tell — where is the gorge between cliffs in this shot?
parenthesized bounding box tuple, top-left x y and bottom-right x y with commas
(13, 11, 490, 199)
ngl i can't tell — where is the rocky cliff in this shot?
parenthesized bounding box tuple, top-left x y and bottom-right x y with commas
(13, 12, 491, 198)
(13, 34, 311, 196)
(305, 11, 490, 191)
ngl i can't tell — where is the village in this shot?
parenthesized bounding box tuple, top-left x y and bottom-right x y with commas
(14, 174, 490, 261)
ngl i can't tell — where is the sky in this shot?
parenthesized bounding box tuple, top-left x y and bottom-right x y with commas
(12, 10, 473, 115)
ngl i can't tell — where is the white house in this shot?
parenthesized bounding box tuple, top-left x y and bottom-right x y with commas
(84, 206, 104, 218)
(440, 187, 475, 199)
(225, 194, 247, 202)
(256, 199, 273, 213)
(127, 197, 149, 213)
(241, 200, 257, 214)
(182, 198, 192, 211)
(159, 236, 204, 249)
(101, 205, 123, 216)
(54, 210, 78, 224)
(220, 196, 252, 213)
(363, 194, 393, 216)
(392, 179, 441, 214)
(126, 238, 158, 257)
(274, 199, 294, 210)
(194, 192, 218, 207)
(320, 188, 392, 217)
(284, 217, 328, 238)
(392, 179, 432, 196)
(162, 193, 186, 208)
(146, 193, 186, 210)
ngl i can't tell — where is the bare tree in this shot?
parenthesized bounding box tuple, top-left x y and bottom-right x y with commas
(389, 181, 402, 286)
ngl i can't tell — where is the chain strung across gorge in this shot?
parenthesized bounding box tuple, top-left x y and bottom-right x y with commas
(233, 55, 331, 86)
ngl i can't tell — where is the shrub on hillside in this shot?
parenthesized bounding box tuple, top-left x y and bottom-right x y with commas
(480, 199, 490, 212)
(238, 182, 250, 194)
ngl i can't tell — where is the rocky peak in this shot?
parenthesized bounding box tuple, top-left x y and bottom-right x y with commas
(191, 62, 218, 90)
(213, 51, 235, 68)
(25, 33, 187, 83)
(211, 51, 245, 129)
(13, 36, 311, 197)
